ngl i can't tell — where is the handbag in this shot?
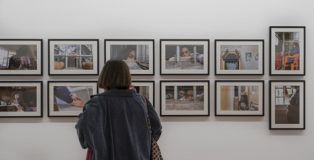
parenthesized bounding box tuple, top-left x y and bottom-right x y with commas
(141, 96, 163, 160)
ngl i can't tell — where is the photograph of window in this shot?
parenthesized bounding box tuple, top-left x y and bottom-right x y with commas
(49, 39, 99, 75)
(215, 80, 264, 116)
(48, 81, 98, 117)
(105, 39, 154, 75)
(270, 80, 305, 130)
(0, 81, 42, 117)
(160, 81, 209, 116)
(0, 39, 42, 75)
(270, 26, 305, 75)
(215, 40, 264, 75)
(160, 39, 209, 75)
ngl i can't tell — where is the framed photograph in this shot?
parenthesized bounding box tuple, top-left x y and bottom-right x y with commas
(0, 39, 42, 76)
(215, 39, 264, 75)
(48, 39, 99, 75)
(48, 81, 98, 117)
(215, 80, 264, 116)
(160, 39, 209, 75)
(105, 39, 154, 75)
(0, 81, 42, 118)
(160, 80, 209, 116)
(269, 80, 305, 130)
(270, 26, 306, 76)
(99, 81, 155, 106)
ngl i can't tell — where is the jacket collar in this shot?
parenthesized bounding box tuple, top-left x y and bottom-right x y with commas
(101, 88, 137, 97)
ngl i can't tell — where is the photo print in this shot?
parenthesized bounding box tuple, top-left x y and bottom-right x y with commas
(270, 80, 305, 130)
(270, 26, 305, 75)
(160, 40, 209, 75)
(160, 81, 209, 116)
(48, 81, 98, 117)
(49, 39, 99, 75)
(0, 39, 42, 75)
(105, 39, 154, 75)
(215, 80, 264, 116)
(0, 81, 42, 117)
(215, 40, 264, 75)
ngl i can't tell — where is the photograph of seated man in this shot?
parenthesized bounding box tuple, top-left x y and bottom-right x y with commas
(275, 32, 301, 70)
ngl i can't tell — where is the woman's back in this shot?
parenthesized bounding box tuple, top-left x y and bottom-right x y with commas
(76, 89, 161, 160)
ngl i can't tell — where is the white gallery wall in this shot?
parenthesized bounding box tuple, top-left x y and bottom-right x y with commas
(0, 0, 313, 159)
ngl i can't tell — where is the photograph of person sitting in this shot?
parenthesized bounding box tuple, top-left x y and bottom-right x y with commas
(0, 45, 37, 70)
(0, 87, 37, 112)
(165, 86, 204, 110)
(54, 44, 94, 70)
(274, 32, 301, 70)
(53, 86, 91, 112)
(110, 45, 149, 70)
(166, 45, 204, 69)
(275, 86, 300, 124)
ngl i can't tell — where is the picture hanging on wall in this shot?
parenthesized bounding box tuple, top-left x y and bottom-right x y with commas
(270, 26, 306, 76)
(269, 80, 305, 130)
(160, 39, 209, 75)
(99, 81, 155, 107)
(215, 80, 264, 116)
(105, 39, 154, 75)
(215, 39, 264, 75)
(48, 39, 99, 76)
(0, 39, 43, 76)
(160, 80, 209, 116)
(0, 81, 42, 118)
(48, 81, 98, 117)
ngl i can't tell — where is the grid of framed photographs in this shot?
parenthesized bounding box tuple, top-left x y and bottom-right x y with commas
(0, 26, 307, 130)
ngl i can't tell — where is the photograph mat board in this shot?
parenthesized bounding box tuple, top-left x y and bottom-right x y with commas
(216, 82, 263, 115)
(270, 81, 304, 128)
(49, 82, 98, 116)
(0, 40, 42, 75)
(216, 41, 263, 74)
(271, 28, 305, 75)
(105, 41, 154, 74)
(49, 40, 98, 74)
(0, 82, 41, 117)
(161, 41, 208, 74)
(161, 82, 209, 115)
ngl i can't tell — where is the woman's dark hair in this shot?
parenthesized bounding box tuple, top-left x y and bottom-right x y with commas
(98, 60, 131, 90)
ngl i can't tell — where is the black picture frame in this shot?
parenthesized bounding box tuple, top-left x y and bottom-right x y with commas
(48, 39, 99, 76)
(269, 26, 306, 76)
(159, 39, 210, 75)
(214, 80, 265, 116)
(269, 80, 305, 130)
(160, 80, 210, 117)
(47, 81, 99, 117)
(0, 39, 43, 76)
(104, 39, 155, 76)
(214, 39, 264, 76)
(0, 81, 43, 118)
